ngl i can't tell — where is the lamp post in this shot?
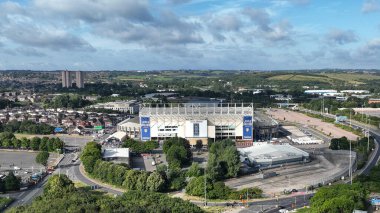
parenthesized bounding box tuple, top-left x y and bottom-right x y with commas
(349, 140, 352, 185)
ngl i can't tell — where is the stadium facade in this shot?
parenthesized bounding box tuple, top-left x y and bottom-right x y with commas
(118, 103, 260, 145)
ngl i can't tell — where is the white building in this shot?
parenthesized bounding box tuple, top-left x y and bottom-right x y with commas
(304, 90, 337, 95)
(90, 100, 139, 114)
(117, 103, 255, 146)
(102, 148, 130, 164)
(238, 143, 310, 167)
(340, 90, 370, 94)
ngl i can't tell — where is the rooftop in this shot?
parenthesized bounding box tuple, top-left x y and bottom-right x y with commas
(140, 103, 254, 116)
(103, 148, 129, 159)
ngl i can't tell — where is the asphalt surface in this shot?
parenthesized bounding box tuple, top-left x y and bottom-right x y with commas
(2, 136, 92, 211)
(299, 109, 380, 176)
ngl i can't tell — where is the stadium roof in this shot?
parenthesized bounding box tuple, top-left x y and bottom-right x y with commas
(140, 103, 254, 116)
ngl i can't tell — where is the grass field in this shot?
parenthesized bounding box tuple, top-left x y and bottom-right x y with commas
(267, 73, 380, 85)
(0, 197, 13, 211)
(325, 73, 380, 84)
(267, 74, 330, 82)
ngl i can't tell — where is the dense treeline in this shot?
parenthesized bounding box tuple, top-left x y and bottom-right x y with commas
(0, 132, 64, 152)
(0, 99, 18, 109)
(0, 171, 21, 193)
(122, 139, 158, 154)
(207, 139, 240, 180)
(163, 137, 192, 169)
(306, 183, 368, 213)
(43, 94, 92, 109)
(0, 120, 54, 135)
(81, 142, 166, 192)
(9, 175, 203, 213)
(356, 164, 380, 192)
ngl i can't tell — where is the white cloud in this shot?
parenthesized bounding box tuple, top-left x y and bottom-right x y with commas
(362, 0, 380, 13)
(326, 29, 358, 45)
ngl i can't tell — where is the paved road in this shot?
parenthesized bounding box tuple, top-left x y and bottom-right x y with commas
(72, 162, 124, 195)
(2, 137, 91, 210)
(299, 108, 380, 175)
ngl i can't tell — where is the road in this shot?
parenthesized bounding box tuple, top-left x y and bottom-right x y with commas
(2, 136, 91, 210)
(299, 108, 380, 175)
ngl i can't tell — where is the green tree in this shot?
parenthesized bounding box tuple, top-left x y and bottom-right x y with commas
(207, 139, 240, 180)
(80, 142, 102, 173)
(0, 179, 4, 193)
(2, 139, 12, 148)
(146, 171, 165, 192)
(122, 170, 140, 190)
(30, 137, 41, 150)
(136, 171, 149, 191)
(20, 137, 29, 149)
(166, 145, 188, 169)
(12, 139, 21, 149)
(39, 139, 48, 151)
(4, 172, 20, 191)
(195, 140, 203, 151)
(44, 175, 75, 198)
(36, 151, 50, 166)
(187, 162, 202, 177)
(185, 176, 212, 197)
(309, 183, 368, 213)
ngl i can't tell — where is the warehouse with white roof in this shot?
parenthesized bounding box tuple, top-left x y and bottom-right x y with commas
(238, 143, 310, 167)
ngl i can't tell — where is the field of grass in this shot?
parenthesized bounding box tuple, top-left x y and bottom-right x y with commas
(0, 197, 13, 211)
(325, 73, 380, 85)
(267, 74, 330, 82)
(116, 75, 146, 81)
(267, 72, 380, 86)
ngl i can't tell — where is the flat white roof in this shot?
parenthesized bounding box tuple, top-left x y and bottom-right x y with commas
(238, 143, 309, 162)
(107, 131, 127, 141)
(103, 148, 129, 158)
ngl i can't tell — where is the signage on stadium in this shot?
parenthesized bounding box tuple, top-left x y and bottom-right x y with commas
(243, 116, 253, 140)
(140, 117, 150, 141)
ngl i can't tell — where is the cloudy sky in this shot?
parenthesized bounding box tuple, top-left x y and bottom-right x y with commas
(0, 0, 380, 70)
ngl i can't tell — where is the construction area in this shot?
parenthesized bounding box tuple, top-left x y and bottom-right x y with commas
(266, 109, 358, 140)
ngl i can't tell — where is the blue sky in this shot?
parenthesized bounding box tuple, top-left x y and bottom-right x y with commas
(0, 0, 379, 70)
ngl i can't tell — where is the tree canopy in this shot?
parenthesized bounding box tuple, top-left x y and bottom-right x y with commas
(309, 183, 368, 213)
(163, 137, 192, 169)
(36, 151, 49, 166)
(207, 139, 240, 180)
(9, 174, 203, 213)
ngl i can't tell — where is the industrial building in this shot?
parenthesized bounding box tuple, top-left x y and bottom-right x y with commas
(238, 143, 310, 167)
(61, 71, 85, 88)
(89, 100, 139, 114)
(304, 90, 337, 95)
(102, 148, 130, 165)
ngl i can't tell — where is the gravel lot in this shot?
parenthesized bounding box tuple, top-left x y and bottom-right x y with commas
(266, 109, 358, 140)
